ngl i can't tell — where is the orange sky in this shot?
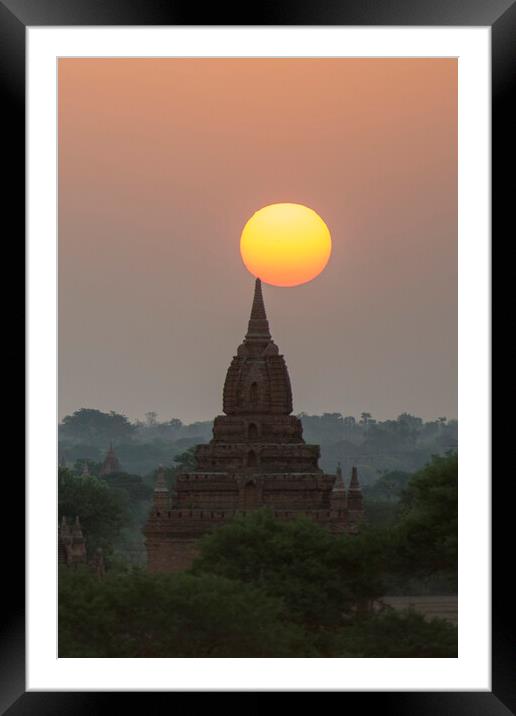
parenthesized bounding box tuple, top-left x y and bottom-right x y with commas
(58, 58, 457, 423)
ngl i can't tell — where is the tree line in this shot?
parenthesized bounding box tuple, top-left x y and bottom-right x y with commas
(59, 407, 457, 479)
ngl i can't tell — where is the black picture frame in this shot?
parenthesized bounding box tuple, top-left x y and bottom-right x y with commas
(3, 0, 508, 711)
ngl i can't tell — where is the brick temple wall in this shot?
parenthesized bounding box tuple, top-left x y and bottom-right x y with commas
(146, 537, 200, 573)
(145, 507, 355, 572)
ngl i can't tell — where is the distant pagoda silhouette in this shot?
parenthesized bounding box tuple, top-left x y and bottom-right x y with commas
(99, 442, 121, 476)
(144, 278, 364, 572)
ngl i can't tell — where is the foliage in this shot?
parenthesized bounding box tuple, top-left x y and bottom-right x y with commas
(143, 447, 200, 492)
(390, 453, 457, 581)
(361, 500, 400, 529)
(334, 609, 457, 657)
(173, 446, 198, 471)
(364, 470, 412, 502)
(99, 472, 152, 502)
(193, 510, 385, 627)
(359, 470, 411, 528)
(58, 567, 307, 657)
(73, 458, 102, 476)
(60, 408, 136, 444)
(57, 425, 459, 657)
(58, 468, 129, 555)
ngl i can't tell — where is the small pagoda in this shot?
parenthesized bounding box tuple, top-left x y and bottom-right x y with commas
(58, 516, 87, 566)
(99, 442, 121, 476)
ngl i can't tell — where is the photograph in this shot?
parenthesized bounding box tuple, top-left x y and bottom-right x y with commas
(0, 0, 505, 701)
(57, 57, 459, 659)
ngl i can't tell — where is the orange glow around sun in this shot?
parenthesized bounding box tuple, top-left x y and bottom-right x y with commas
(240, 203, 332, 287)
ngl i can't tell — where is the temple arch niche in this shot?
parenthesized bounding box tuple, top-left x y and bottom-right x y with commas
(247, 449, 258, 467)
(248, 423, 258, 440)
(243, 481, 258, 510)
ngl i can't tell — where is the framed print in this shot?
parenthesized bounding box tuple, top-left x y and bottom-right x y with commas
(2, 0, 510, 711)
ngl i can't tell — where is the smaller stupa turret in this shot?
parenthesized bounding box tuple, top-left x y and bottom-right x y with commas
(59, 515, 87, 565)
(347, 465, 364, 517)
(151, 465, 170, 517)
(331, 462, 347, 513)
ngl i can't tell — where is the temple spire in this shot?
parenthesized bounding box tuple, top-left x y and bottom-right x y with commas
(331, 461, 347, 512)
(250, 277, 267, 320)
(246, 278, 271, 340)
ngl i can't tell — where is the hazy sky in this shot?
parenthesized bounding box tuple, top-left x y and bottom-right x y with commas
(58, 58, 457, 424)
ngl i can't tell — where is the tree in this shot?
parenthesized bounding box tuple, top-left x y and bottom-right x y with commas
(397, 413, 423, 429)
(173, 446, 198, 471)
(192, 510, 385, 628)
(100, 472, 152, 502)
(59, 568, 306, 657)
(335, 609, 457, 657)
(320, 413, 344, 441)
(364, 470, 412, 502)
(144, 411, 158, 426)
(390, 453, 457, 582)
(60, 408, 136, 444)
(359, 412, 374, 432)
(360, 470, 413, 528)
(73, 458, 102, 476)
(58, 468, 129, 555)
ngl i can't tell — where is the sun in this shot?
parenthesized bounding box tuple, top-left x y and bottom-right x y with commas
(240, 203, 332, 287)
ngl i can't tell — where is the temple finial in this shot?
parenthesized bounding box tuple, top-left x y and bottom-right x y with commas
(250, 278, 267, 320)
(246, 278, 271, 339)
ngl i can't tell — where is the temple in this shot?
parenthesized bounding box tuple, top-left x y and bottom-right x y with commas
(58, 515, 105, 577)
(144, 278, 364, 572)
